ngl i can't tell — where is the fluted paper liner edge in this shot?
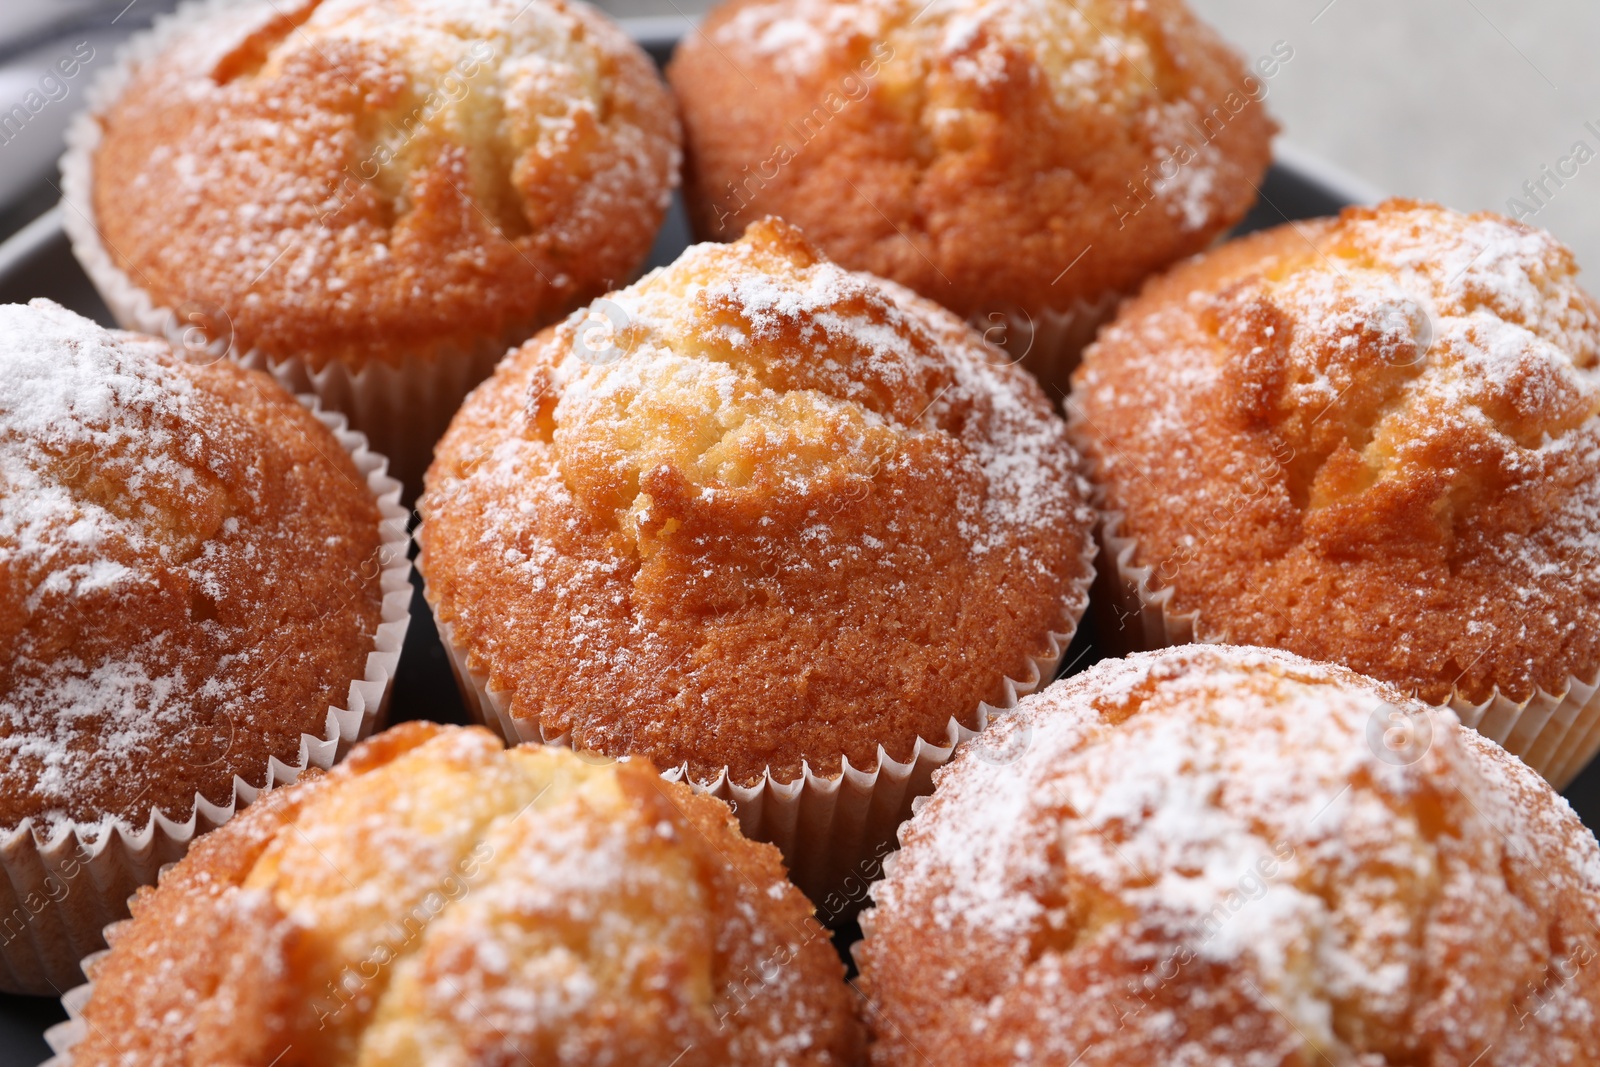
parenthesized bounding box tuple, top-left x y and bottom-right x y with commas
(1089, 504, 1600, 791)
(418, 520, 1095, 907)
(970, 294, 1122, 404)
(0, 398, 412, 996)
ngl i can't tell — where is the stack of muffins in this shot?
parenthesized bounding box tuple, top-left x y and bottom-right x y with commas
(0, 0, 1593, 1063)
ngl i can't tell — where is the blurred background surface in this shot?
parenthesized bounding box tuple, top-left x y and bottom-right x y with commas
(0, 0, 1595, 270)
(1190, 0, 1600, 283)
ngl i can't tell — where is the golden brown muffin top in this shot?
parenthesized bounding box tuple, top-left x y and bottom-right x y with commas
(68, 722, 862, 1067)
(420, 218, 1093, 785)
(0, 300, 384, 837)
(1070, 200, 1600, 704)
(858, 644, 1600, 1067)
(668, 0, 1274, 318)
(91, 0, 680, 370)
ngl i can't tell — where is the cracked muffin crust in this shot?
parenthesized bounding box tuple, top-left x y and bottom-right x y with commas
(418, 217, 1094, 786)
(857, 645, 1600, 1067)
(89, 0, 680, 372)
(66, 722, 862, 1067)
(0, 300, 385, 838)
(668, 0, 1274, 330)
(1069, 200, 1600, 708)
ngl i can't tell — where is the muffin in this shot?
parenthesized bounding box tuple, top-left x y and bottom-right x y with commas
(46, 722, 862, 1067)
(0, 300, 409, 994)
(418, 217, 1095, 901)
(857, 645, 1600, 1066)
(1069, 199, 1600, 788)
(64, 0, 681, 489)
(667, 0, 1277, 394)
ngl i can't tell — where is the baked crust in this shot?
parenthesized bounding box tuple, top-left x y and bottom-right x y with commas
(1070, 200, 1600, 704)
(0, 300, 384, 834)
(91, 0, 681, 371)
(857, 644, 1600, 1066)
(69, 722, 863, 1067)
(418, 217, 1094, 785)
(668, 0, 1275, 320)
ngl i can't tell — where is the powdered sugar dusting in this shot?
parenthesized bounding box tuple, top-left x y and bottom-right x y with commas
(90, 0, 679, 368)
(1073, 202, 1600, 704)
(716, 1, 888, 79)
(715, 0, 1156, 106)
(0, 301, 205, 830)
(709, 0, 1241, 234)
(551, 232, 1087, 560)
(866, 644, 1600, 1063)
(112, 731, 861, 1064)
(0, 300, 381, 836)
(420, 220, 1092, 783)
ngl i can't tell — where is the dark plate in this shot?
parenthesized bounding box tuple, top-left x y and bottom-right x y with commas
(0, 24, 1595, 1067)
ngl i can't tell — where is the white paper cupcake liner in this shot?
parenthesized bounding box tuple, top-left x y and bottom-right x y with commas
(234, 342, 514, 494)
(419, 520, 1095, 906)
(1091, 505, 1600, 792)
(57, 0, 539, 493)
(0, 396, 412, 996)
(970, 292, 1124, 404)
